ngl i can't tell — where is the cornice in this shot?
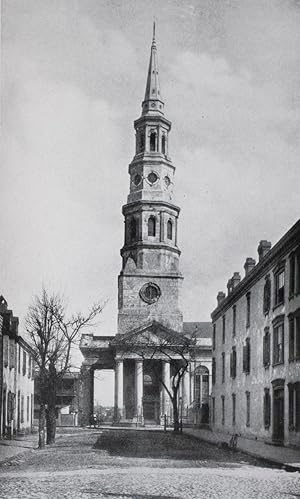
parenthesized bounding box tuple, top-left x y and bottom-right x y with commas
(211, 219, 300, 321)
(121, 241, 181, 257)
(122, 200, 180, 215)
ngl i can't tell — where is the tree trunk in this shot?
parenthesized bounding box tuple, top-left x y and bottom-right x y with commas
(46, 404, 56, 445)
(172, 394, 180, 433)
(46, 364, 57, 445)
(38, 404, 46, 449)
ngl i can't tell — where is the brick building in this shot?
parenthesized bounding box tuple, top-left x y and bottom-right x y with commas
(211, 220, 300, 447)
(0, 296, 35, 437)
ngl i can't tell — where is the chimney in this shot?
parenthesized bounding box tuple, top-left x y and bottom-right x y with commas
(244, 257, 256, 276)
(227, 278, 233, 295)
(217, 291, 226, 306)
(257, 240, 272, 262)
(232, 272, 241, 288)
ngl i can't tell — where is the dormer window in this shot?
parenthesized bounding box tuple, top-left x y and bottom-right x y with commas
(148, 216, 156, 237)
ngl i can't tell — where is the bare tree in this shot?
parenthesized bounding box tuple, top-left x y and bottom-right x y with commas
(25, 288, 105, 448)
(113, 325, 192, 433)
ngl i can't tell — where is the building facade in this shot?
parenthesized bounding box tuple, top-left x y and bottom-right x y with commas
(211, 220, 300, 447)
(0, 296, 35, 437)
(79, 27, 212, 427)
(34, 372, 80, 427)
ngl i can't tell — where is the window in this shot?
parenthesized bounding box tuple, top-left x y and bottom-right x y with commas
(212, 358, 216, 385)
(263, 328, 270, 367)
(150, 131, 156, 152)
(264, 389, 271, 429)
(246, 391, 250, 427)
(130, 218, 137, 242)
(246, 293, 251, 328)
(22, 351, 27, 376)
(221, 395, 225, 425)
(167, 220, 173, 240)
(3, 335, 8, 367)
(232, 305, 236, 336)
(148, 216, 156, 237)
(230, 347, 237, 378)
(289, 253, 296, 297)
(222, 352, 225, 383)
(243, 338, 250, 374)
(212, 397, 215, 425)
(232, 393, 236, 426)
(289, 311, 300, 362)
(288, 382, 300, 431)
(273, 320, 284, 365)
(162, 134, 166, 155)
(27, 396, 30, 422)
(9, 340, 15, 369)
(212, 324, 216, 350)
(289, 315, 295, 362)
(222, 315, 226, 344)
(274, 268, 285, 306)
(21, 395, 24, 424)
(28, 356, 31, 379)
(263, 275, 271, 314)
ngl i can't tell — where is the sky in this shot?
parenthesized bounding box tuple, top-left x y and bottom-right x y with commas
(1, 0, 300, 403)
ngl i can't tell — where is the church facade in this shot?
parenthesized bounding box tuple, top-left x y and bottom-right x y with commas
(79, 28, 212, 427)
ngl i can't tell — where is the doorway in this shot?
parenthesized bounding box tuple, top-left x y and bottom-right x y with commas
(272, 381, 284, 443)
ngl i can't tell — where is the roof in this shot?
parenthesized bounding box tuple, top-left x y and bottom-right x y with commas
(183, 322, 212, 339)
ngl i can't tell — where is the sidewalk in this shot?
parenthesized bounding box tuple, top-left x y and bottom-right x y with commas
(0, 433, 37, 465)
(184, 427, 300, 472)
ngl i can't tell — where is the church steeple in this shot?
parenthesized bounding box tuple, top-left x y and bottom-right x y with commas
(118, 25, 183, 335)
(142, 22, 164, 116)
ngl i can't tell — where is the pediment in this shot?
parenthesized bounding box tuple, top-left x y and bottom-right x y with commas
(112, 321, 190, 348)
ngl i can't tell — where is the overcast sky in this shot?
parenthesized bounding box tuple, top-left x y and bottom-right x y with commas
(1, 1, 300, 383)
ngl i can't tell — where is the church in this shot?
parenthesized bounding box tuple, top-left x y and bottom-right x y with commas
(78, 26, 212, 428)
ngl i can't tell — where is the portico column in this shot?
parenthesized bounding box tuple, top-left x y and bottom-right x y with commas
(190, 362, 195, 407)
(114, 359, 124, 420)
(135, 360, 144, 424)
(78, 365, 94, 426)
(182, 370, 189, 416)
(162, 361, 171, 419)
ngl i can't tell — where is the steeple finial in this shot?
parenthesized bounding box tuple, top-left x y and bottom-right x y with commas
(142, 22, 164, 116)
(152, 19, 156, 45)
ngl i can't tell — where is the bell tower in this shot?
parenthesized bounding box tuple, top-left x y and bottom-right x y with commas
(118, 24, 183, 335)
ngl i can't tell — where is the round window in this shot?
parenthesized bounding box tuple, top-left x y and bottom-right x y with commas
(133, 174, 142, 186)
(147, 172, 158, 184)
(139, 282, 161, 304)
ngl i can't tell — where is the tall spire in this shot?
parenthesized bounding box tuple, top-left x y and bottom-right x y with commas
(142, 21, 164, 116)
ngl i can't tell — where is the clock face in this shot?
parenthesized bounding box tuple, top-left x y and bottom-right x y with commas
(140, 282, 161, 304)
(147, 171, 158, 184)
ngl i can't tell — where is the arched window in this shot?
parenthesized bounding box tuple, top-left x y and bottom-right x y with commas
(130, 218, 137, 242)
(150, 132, 156, 152)
(167, 220, 173, 240)
(162, 134, 166, 155)
(148, 216, 156, 237)
(139, 131, 145, 153)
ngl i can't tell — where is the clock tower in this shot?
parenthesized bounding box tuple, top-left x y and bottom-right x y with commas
(118, 24, 183, 335)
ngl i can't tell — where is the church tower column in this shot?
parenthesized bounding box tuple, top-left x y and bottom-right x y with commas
(135, 360, 144, 424)
(78, 365, 94, 426)
(162, 361, 171, 419)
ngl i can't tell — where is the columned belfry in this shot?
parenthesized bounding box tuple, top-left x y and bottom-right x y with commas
(118, 24, 183, 335)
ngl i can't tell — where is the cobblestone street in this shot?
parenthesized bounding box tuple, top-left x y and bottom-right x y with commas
(0, 428, 299, 499)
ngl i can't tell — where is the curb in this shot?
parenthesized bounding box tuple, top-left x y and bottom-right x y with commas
(184, 430, 300, 473)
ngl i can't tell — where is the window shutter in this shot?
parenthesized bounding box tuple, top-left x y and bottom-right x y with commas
(230, 353, 233, 378)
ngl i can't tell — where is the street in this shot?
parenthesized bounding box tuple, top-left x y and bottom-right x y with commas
(0, 428, 299, 499)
